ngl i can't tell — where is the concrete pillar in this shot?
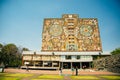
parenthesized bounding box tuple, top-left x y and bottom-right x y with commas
(41, 61, 43, 67)
(80, 62, 82, 69)
(34, 61, 35, 67)
(62, 62, 63, 69)
(43, 61, 44, 67)
(89, 62, 91, 69)
(71, 62, 72, 69)
(59, 62, 60, 69)
(52, 61, 54, 67)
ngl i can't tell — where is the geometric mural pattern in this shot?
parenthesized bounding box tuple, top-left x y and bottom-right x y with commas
(41, 14, 102, 52)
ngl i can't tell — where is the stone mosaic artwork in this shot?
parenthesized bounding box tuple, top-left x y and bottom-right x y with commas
(41, 14, 102, 52)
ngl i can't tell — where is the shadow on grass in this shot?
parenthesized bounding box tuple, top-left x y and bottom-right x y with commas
(32, 75, 63, 80)
(0, 77, 20, 80)
(0, 73, 33, 80)
(100, 76, 120, 80)
(71, 76, 99, 80)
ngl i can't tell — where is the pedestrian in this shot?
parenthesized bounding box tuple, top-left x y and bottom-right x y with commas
(71, 67, 74, 75)
(26, 65, 29, 71)
(59, 68, 62, 75)
(76, 66, 78, 76)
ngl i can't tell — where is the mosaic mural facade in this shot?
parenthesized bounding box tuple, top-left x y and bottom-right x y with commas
(41, 14, 102, 52)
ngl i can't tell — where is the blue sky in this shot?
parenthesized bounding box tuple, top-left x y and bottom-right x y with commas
(0, 0, 120, 52)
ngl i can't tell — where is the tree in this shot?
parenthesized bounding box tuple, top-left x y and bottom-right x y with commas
(0, 43, 3, 48)
(111, 48, 120, 55)
(2, 43, 18, 67)
(0, 43, 29, 67)
(0, 43, 3, 63)
(22, 47, 29, 51)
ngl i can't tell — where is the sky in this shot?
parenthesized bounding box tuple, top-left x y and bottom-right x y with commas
(0, 0, 120, 52)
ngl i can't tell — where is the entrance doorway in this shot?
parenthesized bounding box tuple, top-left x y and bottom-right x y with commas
(63, 62, 71, 69)
(61, 62, 91, 69)
(72, 62, 80, 69)
(82, 62, 90, 69)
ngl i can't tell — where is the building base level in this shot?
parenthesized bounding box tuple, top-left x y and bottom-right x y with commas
(21, 62, 92, 70)
(21, 66, 59, 70)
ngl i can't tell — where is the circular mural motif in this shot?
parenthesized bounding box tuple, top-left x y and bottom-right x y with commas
(84, 38, 92, 45)
(80, 25, 93, 37)
(49, 24, 62, 37)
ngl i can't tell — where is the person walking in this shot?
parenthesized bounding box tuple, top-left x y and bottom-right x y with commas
(71, 67, 74, 75)
(76, 66, 78, 76)
(26, 65, 29, 72)
(59, 68, 62, 75)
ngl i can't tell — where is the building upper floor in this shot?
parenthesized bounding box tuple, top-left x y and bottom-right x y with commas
(22, 51, 110, 62)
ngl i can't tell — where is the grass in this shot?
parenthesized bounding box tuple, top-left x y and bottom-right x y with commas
(0, 73, 33, 77)
(71, 76, 99, 80)
(32, 79, 52, 80)
(0, 74, 63, 80)
(4, 73, 33, 77)
(1, 73, 120, 80)
(32, 75, 63, 80)
(0, 77, 20, 80)
(0, 73, 8, 76)
(0, 73, 33, 80)
(101, 76, 120, 80)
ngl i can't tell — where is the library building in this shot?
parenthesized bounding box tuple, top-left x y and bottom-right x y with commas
(21, 14, 109, 70)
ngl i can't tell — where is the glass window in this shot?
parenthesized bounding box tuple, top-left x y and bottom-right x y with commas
(65, 55, 71, 60)
(76, 55, 81, 59)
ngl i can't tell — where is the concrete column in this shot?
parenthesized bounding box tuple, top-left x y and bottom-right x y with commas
(80, 62, 82, 69)
(43, 61, 44, 67)
(59, 62, 60, 69)
(89, 62, 91, 68)
(52, 61, 54, 67)
(34, 61, 35, 67)
(62, 62, 63, 69)
(41, 61, 43, 67)
(71, 62, 72, 69)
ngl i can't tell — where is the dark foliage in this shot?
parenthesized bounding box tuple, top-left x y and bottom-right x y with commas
(111, 48, 120, 55)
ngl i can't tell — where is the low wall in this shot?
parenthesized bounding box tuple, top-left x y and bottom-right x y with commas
(93, 54, 120, 73)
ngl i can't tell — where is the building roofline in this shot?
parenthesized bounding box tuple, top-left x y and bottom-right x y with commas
(22, 51, 111, 56)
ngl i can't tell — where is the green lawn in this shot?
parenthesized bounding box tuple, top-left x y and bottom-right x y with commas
(0, 77, 20, 80)
(32, 79, 52, 80)
(71, 76, 99, 80)
(32, 75, 63, 80)
(101, 76, 120, 80)
(38, 75, 63, 79)
(1, 73, 120, 80)
(0, 73, 33, 80)
(4, 73, 33, 77)
(0, 73, 33, 77)
(0, 73, 63, 80)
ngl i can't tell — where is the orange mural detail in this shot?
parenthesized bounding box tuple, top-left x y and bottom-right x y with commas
(41, 14, 102, 52)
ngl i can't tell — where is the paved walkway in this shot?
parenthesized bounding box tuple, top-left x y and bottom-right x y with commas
(4, 68, 119, 75)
